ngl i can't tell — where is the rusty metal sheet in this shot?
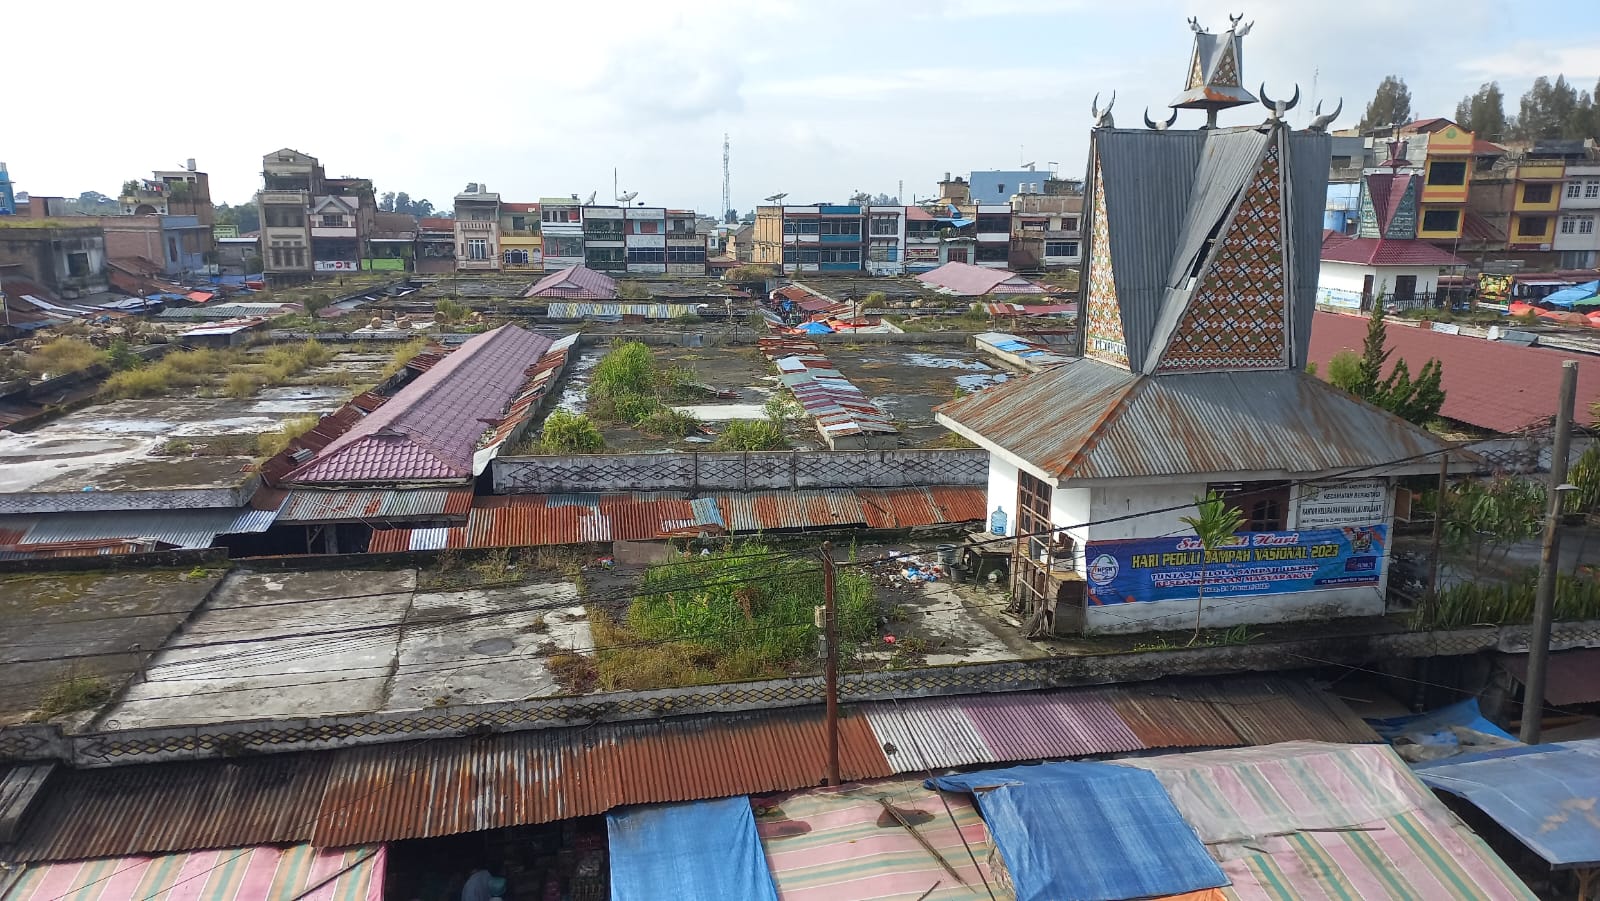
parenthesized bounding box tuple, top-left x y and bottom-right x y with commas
(1201, 679, 1379, 746)
(5, 754, 328, 863)
(960, 690, 1143, 760)
(311, 708, 890, 847)
(1106, 683, 1243, 749)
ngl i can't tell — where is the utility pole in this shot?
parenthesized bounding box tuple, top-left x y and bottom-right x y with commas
(1521, 360, 1578, 744)
(820, 541, 841, 786)
(1426, 452, 1449, 608)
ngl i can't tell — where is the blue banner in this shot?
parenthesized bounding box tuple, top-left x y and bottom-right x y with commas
(1083, 526, 1387, 605)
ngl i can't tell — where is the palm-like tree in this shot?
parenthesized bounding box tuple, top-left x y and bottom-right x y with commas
(1179, 490, 1247, 645)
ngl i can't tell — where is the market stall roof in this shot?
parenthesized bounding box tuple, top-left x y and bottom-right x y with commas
(755, 778, 997, 901)
(1542, 280, 1600, 309)
(609, 797, 777, 901)
(930, 762, 1226, 901)
(1415, 739, 1600, 869)
(2, 844, 384, 901)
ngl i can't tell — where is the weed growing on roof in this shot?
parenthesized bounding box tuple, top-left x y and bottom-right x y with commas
(714, 418, 786, 451)
(25, 338, 106, 377)
(589, 541, 876, 691)
(382, 337, 431, 378)
(31, 671, 111, 721)
(540, 410, 605, 453)
(256, 414, 321, 457)
(1413, 568, 1600, 630)
(224, 371, 259, 398)
(588, 341, 708, 429)
(636, 407, 700, 438)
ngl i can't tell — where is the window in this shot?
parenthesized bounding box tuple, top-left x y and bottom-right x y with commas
(1427, 161, 1467, 185)
(1044, 241, 1080, 258)
(1421, 209, 1459, 232)
(997, 183, 1005, 194)
(1062, 217, 1079, 232)
(870, 216, 899, 235)
(263, 204, 304, 228)
(634, 220, 659, 234)
(510, 215, 527, 231)
(502, 248, 530, 265)
(466, 238, 489, 260)
(666, 245, 706, 263)
(1524, 183, 1554, 204)
(1393, 274, 1418, 300)
(1569, 181, 1585, 199)
(1518, 216, 1549, 237)
(1206, 481, 1290, 532)
(627, 247, 665, 264)
(818, 248, 860, 264)
(321, 213, 343, 227)
(1561, 217, 1579, 235)
(66, 252, 90, 277)
(975, 215, 1010, 232)
(167, 237, 179, 263)
(782, 248, 820, 264)
(975, 244, 1009, 262)
(1585, 218, 1597, 235)
(1588, 180, 1600, 199)
(1569, 216, 1600, 235)
(783, 219, 820, 235)
(818, 219, 860, 236)
(546, 235, 584, 257)
(867, 244, 899, 262)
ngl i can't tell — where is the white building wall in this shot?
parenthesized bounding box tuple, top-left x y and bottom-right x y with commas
(1317, 261, 1444, 309)
(984, 458, 1019, 536)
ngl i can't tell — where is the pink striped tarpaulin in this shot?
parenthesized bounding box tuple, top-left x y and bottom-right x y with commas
(4, 844, 385, 901)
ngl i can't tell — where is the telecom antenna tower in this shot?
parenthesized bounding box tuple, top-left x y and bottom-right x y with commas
(722, 133, 731, 222)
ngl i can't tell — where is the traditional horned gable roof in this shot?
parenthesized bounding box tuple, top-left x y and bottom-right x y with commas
(1080, 121, 1329, 374)
(935, 16, 1461, 482)
(1170, 15, 1257, 118)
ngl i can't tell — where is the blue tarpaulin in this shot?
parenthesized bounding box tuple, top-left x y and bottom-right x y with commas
(1415, 739, 1600, 868)
(798, 321, 834, 334)
(929, 762, 1227, 901)
(1542, 280, 1600, 309)
(1368, 697, 1518, 744)
(607, 797, 779, 901)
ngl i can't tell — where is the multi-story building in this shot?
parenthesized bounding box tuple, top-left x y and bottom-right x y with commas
(752, 204, 867, 274)
(582, 205, 626, 273)
(499, 202, 542, 272)
(540, 197, 585, 270)
(453, 188, 500, 271)
(0, 224, 110, 298)
(1507, 160, 1566, 256)
(257, 149, 323, 278)
(624, 207, 668, 275)
(1010, 193, 1083, 270)
(865, 206, 905, 276)
(415, 218, 456, 273)
(1556, 163, 1600, 269)
(115, 161, 216, 277)
(969, 170, 1049, 204)
(1396, 119, 1479, 243)
(665, 209, 707, 275)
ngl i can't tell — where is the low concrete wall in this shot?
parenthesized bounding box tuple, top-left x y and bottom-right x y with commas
(0, 547, 227, 574)
(493, 449, 988, 494)
(9, 619, 1596, 767)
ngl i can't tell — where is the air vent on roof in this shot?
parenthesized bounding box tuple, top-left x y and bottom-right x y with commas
(290, 448, 314, 463)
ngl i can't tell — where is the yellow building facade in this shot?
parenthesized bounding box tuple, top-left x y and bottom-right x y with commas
(1509, 163, 1565, 249)
(1403, 119, 1474, 241)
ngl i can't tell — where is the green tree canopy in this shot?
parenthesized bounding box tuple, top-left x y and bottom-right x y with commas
(1454, 82, 1509, 140)
(1359, 75, 1413, 131)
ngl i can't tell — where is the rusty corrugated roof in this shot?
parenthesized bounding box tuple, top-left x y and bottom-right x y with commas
(936, 359, 1452, 480)
(5, 755, 329, 863)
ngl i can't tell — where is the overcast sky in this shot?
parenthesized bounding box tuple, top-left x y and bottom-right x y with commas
(8, 0, 1598, 212)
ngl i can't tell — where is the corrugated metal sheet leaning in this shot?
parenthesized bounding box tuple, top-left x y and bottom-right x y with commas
(6, 506, 279, 551)
(475, 334, 578, 457)
(545, 302, 701, 321)
(274, 488, 474, 524)
(367, 486, 986, 552)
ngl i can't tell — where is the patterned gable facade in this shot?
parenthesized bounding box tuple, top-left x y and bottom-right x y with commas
(1083, 157, 1129, 366)
(1156, 136, 1290, 372)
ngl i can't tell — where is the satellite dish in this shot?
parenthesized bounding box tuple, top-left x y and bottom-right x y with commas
(1022, 161, 1036, 170)
(617, 191, 639, 203)
(585, 191, 597, 205)
(764, 192, 788, 203)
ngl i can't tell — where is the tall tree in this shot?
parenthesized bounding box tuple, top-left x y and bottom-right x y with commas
(412, 198, 435, 218)
(1455, 82, 1509, 139)
(1516, 75, 1580, 140)
(379, 191, 396, 212)
(393, 192, 412, 215)
(1359, 75, 1413, 131)
(1326, 301, 1446, 425)
(1355, 300, 1392, 398)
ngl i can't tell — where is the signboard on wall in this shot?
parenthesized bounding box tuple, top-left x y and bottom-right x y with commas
(1316, 286, 1361, 310)
(314, 260, 357, 272)
(1297, 480, 1386, 529)
(1083, 525, 1387, 605)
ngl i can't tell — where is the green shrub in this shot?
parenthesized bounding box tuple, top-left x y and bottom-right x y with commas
(715, 418, 786, 451)
(617, 281, 652, 300)
(591, 341, 657, 398)
(637, 407, 700, 438)
(540, 410, 605, 453)
(107, 339, 141, 372)
(435, 298, 470, 323)
(31, 672, 111, 721)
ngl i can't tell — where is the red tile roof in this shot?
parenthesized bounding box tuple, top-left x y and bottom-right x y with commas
(501, 202, 538, 213)
(905, 206, 935, 221)
(1307, 311, 1600, 433)
(1401, 117, 1455, 134)
(1472, 139, 1507, 156)
(523, 266, 617, 299)
(1321, 232, 1461, 267)
(418, 217, 455, 232)
(285, 325, 553, 485)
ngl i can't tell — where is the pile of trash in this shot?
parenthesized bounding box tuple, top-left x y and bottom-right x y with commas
(864, 550, 951, 588)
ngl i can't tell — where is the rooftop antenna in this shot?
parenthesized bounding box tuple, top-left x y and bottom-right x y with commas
(765, 192, 788, 203)
(722, 133, 731, 221)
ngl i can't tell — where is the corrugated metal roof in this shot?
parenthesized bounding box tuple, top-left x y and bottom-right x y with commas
(18, 506, 278, 549)
(276, 488, 474, 523)
(369, 487, 986, 552)
(759, 337, 896, 438)
(937, 358, 1451, 480)
(4, 754, 329, 862)
(524, 266, 618, 299)
(545, 302, 699, 320)
(286, 325, 553, 485)
(862, 678, 1378, 775)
